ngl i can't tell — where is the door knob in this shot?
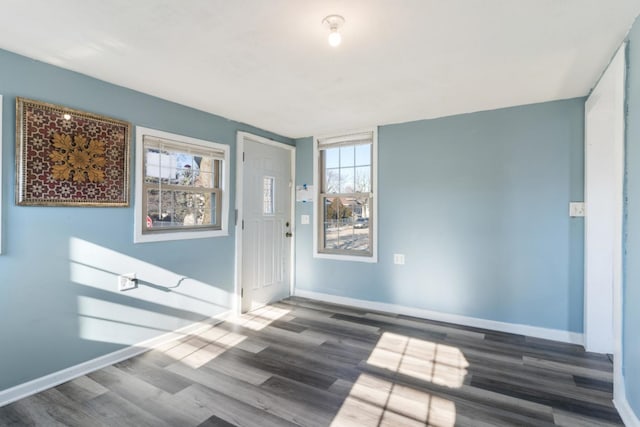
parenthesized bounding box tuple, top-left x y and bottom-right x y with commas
(285, 232, 293, 238)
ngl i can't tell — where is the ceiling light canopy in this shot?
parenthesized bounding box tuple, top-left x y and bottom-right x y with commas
(322, 14, 345, 47)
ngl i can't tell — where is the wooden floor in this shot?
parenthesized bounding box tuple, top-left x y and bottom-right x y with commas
(0, 297, 623, 426)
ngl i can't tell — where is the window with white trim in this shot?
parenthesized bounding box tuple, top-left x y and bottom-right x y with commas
(134, 127, 229, 243)
(315, 129, 377, 261)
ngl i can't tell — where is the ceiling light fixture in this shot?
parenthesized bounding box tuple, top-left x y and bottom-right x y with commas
(322, 14, 345, 47)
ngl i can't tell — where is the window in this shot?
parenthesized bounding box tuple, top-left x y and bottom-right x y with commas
(314, 129, 377, 262)
(263, 176, 275, 215)
(134, 127, 230, 243)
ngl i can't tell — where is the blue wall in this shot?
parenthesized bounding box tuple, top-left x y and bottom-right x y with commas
(0, 49, 292, 391)
(623, 16, 640, 418)
(295, 99, 585, 332)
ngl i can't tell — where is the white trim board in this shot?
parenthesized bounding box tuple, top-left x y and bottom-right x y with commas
(614, 381, 640, 427)
(0, 311, 230, 408)
(294, 289, 584, 345)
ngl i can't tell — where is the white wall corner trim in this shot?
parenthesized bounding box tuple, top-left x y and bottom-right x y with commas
(294, 290, 584, 345)
(614, 375, 640, 426)
(0, 311, 230, 408)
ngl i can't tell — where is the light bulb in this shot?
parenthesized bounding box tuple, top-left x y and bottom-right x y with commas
(328, 30, 342, 47)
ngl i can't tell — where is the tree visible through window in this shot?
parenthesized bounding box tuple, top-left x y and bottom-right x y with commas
(316, 130, 376, 258)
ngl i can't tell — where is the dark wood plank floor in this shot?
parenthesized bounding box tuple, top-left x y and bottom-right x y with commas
(0, 297, 622, 426)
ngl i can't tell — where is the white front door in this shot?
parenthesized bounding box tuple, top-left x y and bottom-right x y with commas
(240, 135, 293, 313)
(584, 43, 626, 354)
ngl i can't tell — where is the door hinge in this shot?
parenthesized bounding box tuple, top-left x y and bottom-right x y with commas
(242, 219, 245, 230)
(243, 152, 245, 162)
(235, 209, 238, 226)
(241, 288, 244, 297)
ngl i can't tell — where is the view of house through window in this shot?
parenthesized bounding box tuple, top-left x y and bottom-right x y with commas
(142, 136, 223, 233)
(317, 130, 376, 258)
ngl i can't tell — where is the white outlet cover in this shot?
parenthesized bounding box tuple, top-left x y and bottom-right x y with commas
(394, 254, 405, 265)
(569, 202, 585, 217)
(301, 215, 310, 225)
(118, 273, 137, 291)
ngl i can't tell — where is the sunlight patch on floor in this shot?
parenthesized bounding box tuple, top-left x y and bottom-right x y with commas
(161, 305, 290, 368)
(331, 373, 456, 427)
(225, 305, 291, 331)
(367, 332, 469, 388)
(331, 332, 469, 426)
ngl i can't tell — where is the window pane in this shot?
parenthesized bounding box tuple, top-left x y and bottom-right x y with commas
(355, 144, 371, 166)
(196, 157, 216, 188)
(208, 194, 217, 225)
(172, 191, 191, 226)
(176, 167, 195, 185)
(325, 168, 340, 193)
(162, 151, 180, 181)
(145, 189, 218, 231)
(176, 153, 194, 170)
(146, 189, 160, 228)
(173, 153, 198, 186)
(324, 147, 340, 169)
(323, 197, 342, 250)
(355, 166, 371, 193)
(146, 188, 177, 228)
(263, 176, 274, 215)
(195, 172, 214, 188)
(340, 145, 355, 167)
(323, 196, 370, 252)
(145, 149, 177, 181)
(339, 168, 355, 193)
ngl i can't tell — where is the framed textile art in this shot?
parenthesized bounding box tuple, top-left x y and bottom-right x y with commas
(16, 98, 131, 206)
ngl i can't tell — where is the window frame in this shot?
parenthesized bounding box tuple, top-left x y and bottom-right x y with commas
(134, 126, 230, 243)
(313, 128, 378, 263)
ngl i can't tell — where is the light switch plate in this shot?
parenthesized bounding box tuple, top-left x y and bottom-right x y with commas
(394, 254, 405, 265)
(569, 202, 585, 217)
(301, 215, 310, 225)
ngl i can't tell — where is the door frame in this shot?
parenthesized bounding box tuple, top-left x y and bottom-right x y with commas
(234, 131, 296, 315)
(583, 43, 625, 365)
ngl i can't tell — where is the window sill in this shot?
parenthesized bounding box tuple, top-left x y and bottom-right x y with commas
(313, 251, 377, 263)
(134, 228, 228, 243)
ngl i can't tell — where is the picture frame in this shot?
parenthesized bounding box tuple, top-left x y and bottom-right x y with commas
(15, 97, 131, 207)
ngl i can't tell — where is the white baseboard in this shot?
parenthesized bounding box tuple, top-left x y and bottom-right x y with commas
(615, 374, 640, 426)
(294, 290, 584, 345)
(0, 311, 230, 408)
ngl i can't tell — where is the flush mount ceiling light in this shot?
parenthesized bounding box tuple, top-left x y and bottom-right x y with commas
(322, 14, 345, 47)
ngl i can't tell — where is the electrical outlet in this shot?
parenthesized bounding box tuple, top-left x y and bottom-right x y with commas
(118, 273, 137, 291)
(569, 202, 585, 217)
(301, 215, 310, 225)
(394, 254, 405, 265)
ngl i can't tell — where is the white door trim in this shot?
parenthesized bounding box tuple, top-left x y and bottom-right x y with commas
(608, 42, 626, 406)
(584, 42, 625, 357)
(234, 131, 296, 315)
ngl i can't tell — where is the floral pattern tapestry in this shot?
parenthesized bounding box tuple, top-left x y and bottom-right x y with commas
(16, 98, 130, 206)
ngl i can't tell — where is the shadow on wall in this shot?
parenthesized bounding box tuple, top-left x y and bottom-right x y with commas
(69, 237, 231, 346)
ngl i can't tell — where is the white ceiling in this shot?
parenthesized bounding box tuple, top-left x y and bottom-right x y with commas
(0, 1, 638, 138)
